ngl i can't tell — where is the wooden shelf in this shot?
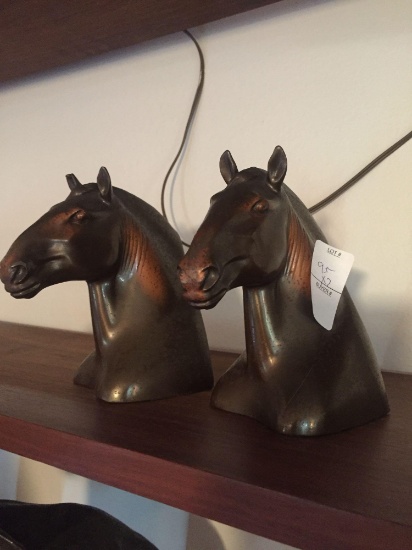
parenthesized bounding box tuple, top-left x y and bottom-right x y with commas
(0, 322, 411, 549)
(0, 0, 284, 83)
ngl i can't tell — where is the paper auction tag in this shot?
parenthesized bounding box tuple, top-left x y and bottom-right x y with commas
(311, 240, 354, 330)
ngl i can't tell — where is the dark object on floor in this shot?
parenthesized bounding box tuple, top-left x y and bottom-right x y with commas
(0, 500, 158, 549)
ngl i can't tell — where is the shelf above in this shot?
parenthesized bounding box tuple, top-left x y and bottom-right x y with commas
(0, 0, 284, 84)
(0, 321, 411, 549)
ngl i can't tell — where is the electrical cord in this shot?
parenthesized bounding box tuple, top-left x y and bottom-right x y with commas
(162, 31, 412, 245)
(308, 129, 412, 213)
(160, 30, 204, 248)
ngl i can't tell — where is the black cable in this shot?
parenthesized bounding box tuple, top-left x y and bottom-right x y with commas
(309, 129, 412, 213)
(162, 32, 411, 245)
(160, 30, 204, 248)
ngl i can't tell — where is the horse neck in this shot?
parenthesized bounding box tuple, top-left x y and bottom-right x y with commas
(243, 284, 280, 370)
(88, 213, 168, 348)
(243, 196, 313, 367)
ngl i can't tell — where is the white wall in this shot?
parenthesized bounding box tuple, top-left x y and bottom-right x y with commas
(0, 0, 411, 548)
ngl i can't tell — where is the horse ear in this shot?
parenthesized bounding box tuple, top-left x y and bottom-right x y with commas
(267, 146, 287, 192)
(96, 167, 113, 204)
(66, 173, 82, 192)
(220, 150, 238, 185)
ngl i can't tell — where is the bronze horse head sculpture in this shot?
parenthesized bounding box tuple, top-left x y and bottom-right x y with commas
(0, 168, 213, 402)
(179, 146, 389, 436)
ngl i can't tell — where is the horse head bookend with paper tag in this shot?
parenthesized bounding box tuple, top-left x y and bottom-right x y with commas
(179, 146, 389, 436)
(0, 168, 213, 403)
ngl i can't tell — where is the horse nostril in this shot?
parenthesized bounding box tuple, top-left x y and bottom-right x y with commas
(10, 262, 29, 285)
(178, 263, 220, 291)
(177, 266, 189, 285)
(202, 266, 220, 292)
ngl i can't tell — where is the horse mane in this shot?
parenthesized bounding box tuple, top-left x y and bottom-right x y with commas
(113, 187, 184, 290)
(283, 184, 325, 294)
(113, 187, 183, 257)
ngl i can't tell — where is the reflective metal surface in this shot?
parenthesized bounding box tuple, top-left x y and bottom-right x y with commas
(0, 168, 213, 402)
(179, 146, 389, 436)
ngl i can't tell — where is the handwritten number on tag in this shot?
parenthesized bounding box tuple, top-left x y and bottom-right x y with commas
(311, 241, 354, 330)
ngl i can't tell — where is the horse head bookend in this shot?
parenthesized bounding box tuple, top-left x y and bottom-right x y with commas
(179, 146, 389, 436)
(0, 168, 213, 402)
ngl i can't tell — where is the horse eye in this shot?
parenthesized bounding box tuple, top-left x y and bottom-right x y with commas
(70, 210, 87, 223)
(251, 200, 269, 214)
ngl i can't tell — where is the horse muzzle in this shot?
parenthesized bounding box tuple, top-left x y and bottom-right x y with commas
(177, 262, 227, 309)
(0, 258, 41, 299)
